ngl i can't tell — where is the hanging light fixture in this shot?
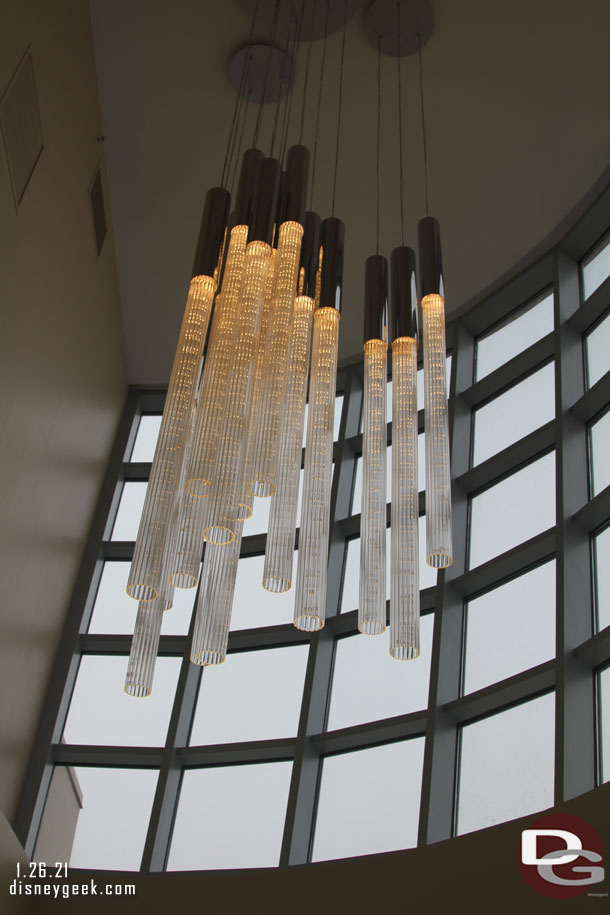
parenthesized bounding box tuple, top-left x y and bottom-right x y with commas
(123, 0, 450, 695)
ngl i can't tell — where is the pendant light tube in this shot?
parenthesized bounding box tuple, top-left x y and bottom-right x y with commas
(186, 149, 263, 499)
(249, 145, 309, 497)
(418, 217, 452, 568)
(190, 532, 242, 666)
(294, 217, 343, 632)
(389, 246, 420, 659)
(245, 245, 278, 497)
(203, 157, 280, 545)
(264, 212, 320, 592)
(359, 254, 388, 635)
(124, 599, 164, 697)
(127, 187, 230, 602)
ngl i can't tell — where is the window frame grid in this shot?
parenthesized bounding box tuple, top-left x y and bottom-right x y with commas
(14, 187, 610, 869)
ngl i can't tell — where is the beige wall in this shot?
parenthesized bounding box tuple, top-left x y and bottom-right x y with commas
(0, 0, 126, 822)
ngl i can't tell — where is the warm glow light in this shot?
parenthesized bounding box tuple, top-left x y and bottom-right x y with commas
(203, 240, 272, 545)
(263, 293, 315, 592)
(421, 293, 452, 568)
(186, 225, 249, 498)
(249, 221, 304, 498)
(390, 336, 420, 659)
(126, 274, 216, 602)
(294, 307, 340, 631)
(359, 338, 387, 635)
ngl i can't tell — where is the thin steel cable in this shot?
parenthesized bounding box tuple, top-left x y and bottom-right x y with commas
(227, 51, 251, 192)
(271, 0, 294, 158)
(230, 86, 253, 196)
(279, 3, 302, 164)
(396, 0, 405, 245)
(417, 32, 430, 217)
(376, 34, 381, 255)
(299, 0, 316, 144)
(221, 0, 260, 188)
(331, 0, 348, 217)
(309, 0, 330, 211)
(253, 0, 280, 150)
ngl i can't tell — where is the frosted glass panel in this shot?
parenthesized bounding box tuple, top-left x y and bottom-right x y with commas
(472, 363, 555, 466)
(463, 562, 556, 694)
(68, 767, 158, 871)
(168, 763, 292, 870)
(594, 525, 610, 632)
(231, 552, 297, 629)
(328, 613, 433, 729)
(469, 453, 556, 568)
(352, 435, 425, 514)
(190, 645, 308, 744)
(111, 482, 147, 541)
(586, 312, 610, 389)
(600, 666, 610, 783)
(457, 693, 555, 834)
(63, 655, 180, 746)
(475, 293, 554, 381)
(590, 408, 610, 496)
(341, 519, 436, 613)
(130, 415, 162, 462)
(582, 233, 610, 300)
(312, 739, 424, 861)
(88, 561, 196, 635)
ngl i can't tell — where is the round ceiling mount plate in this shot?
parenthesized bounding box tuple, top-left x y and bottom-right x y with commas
(236, 0, 360, 43)
(229, 44, 294, 103)
(364, 0, 433, 56)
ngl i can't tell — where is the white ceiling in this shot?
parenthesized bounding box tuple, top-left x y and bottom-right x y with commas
(90, 0, 610, 383)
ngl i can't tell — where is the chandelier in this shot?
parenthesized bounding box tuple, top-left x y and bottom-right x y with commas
(123, 0, 452, 698)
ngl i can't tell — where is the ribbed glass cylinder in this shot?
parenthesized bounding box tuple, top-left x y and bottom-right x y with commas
(390, 337, 420, 660)
(422, 293, 453, 568)
(126, 275, 216, 601)
(263, 293, 315, 592)
(203, 241, 271, 545)
(185, 225, 249, 498)
(124, 598, 164, 697)
(249, 221, 303, 498)
(243, 248, 277, 495)
(190, 532, 242, 666)
(294, 307, 340, 631)
(359, 339, 387, 635)
(169, 401, 202, 589)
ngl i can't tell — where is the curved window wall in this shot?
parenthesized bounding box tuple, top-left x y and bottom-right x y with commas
(14, 187, 610, 871)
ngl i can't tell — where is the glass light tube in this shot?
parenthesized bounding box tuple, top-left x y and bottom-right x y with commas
(127, 274, 216, 601)
(124, 599, 164, 697)
(390, 337, 420, 659)
(249, 221, 304, 497)
(244, 247, 277, 496)
(185, 225, 249, 498)
(190, 531, 242, 666)
(263, 292, 315, 592)
(294, 307, 340, 631)
(203, 240, 271, 545)
(422, 293, 453, 567)
(359, 338, 387, 635)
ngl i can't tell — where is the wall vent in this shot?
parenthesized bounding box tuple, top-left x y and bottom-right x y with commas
(0, 51, 43, 206)
(89, 165, 107, 255)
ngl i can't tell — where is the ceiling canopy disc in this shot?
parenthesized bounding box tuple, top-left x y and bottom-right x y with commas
(229, 43, 294, 103)
(236, 0, 360, 43)
(364, 0, 433, 56)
